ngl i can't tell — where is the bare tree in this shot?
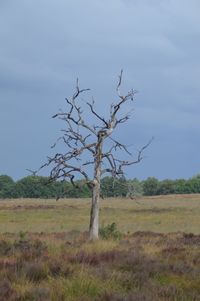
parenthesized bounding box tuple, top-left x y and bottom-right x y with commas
(37, 71, 152, 240)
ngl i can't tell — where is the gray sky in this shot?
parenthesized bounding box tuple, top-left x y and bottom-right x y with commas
(0, 0, 200, 180)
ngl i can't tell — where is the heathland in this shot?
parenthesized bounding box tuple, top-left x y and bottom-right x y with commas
(1, 194, 200, 300)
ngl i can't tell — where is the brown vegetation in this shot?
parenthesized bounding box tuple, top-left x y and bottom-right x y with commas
(0, 230, 200, 300)
(0, 196, 200, 300)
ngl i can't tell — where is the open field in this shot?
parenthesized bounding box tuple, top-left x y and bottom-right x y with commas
(0, 194, 200, 234)
(1, 195, 200, 300)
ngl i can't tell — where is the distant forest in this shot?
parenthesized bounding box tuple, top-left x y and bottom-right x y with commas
(0, 174, 200, 199)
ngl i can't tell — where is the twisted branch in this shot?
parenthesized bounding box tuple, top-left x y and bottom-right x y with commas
(31, 72, 152, 193)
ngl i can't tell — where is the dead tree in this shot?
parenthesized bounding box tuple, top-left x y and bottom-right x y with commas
(37, 71, 152, 240)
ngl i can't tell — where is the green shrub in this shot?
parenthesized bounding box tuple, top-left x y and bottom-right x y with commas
(99, 223, 122, 240)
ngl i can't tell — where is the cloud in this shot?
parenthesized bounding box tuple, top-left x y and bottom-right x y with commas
(0, 0, 200, 179)
(133, 106, 200, 133)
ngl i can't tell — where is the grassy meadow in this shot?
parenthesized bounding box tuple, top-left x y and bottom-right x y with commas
(1, 194, 200, 300)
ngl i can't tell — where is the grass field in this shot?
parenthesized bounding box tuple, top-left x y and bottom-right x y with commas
(1, 194, 200, 300)
(0, 194, 200, 234)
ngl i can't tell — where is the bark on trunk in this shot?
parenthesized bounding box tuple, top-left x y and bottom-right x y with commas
(89, 132, 104, 240)
(89, 180, 100, 240)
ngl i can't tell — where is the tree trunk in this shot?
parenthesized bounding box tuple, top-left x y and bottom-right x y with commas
(89, 132, 104, 240)
(89, 180, 100, 240)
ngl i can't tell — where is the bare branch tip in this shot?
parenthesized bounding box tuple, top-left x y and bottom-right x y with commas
(26, 169, 37, 176)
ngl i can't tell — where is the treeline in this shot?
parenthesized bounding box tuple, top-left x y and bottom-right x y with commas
(0, 174, 200, 199)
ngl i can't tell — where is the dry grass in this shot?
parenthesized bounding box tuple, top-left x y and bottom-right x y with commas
(1, 231, 200, 300)
(0, 194, 200, 234)
(1, 195, 200, 300)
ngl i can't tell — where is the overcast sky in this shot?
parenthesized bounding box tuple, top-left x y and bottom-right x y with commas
(0, 0, 200, 180)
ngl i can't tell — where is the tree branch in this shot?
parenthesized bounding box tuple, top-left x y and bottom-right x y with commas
(32, 73, 152, 202)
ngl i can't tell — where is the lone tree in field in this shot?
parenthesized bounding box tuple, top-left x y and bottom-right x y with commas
(38, 71, 151, 240)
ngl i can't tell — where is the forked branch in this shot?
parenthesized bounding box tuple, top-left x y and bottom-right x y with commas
(32, 71, 151, 192)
